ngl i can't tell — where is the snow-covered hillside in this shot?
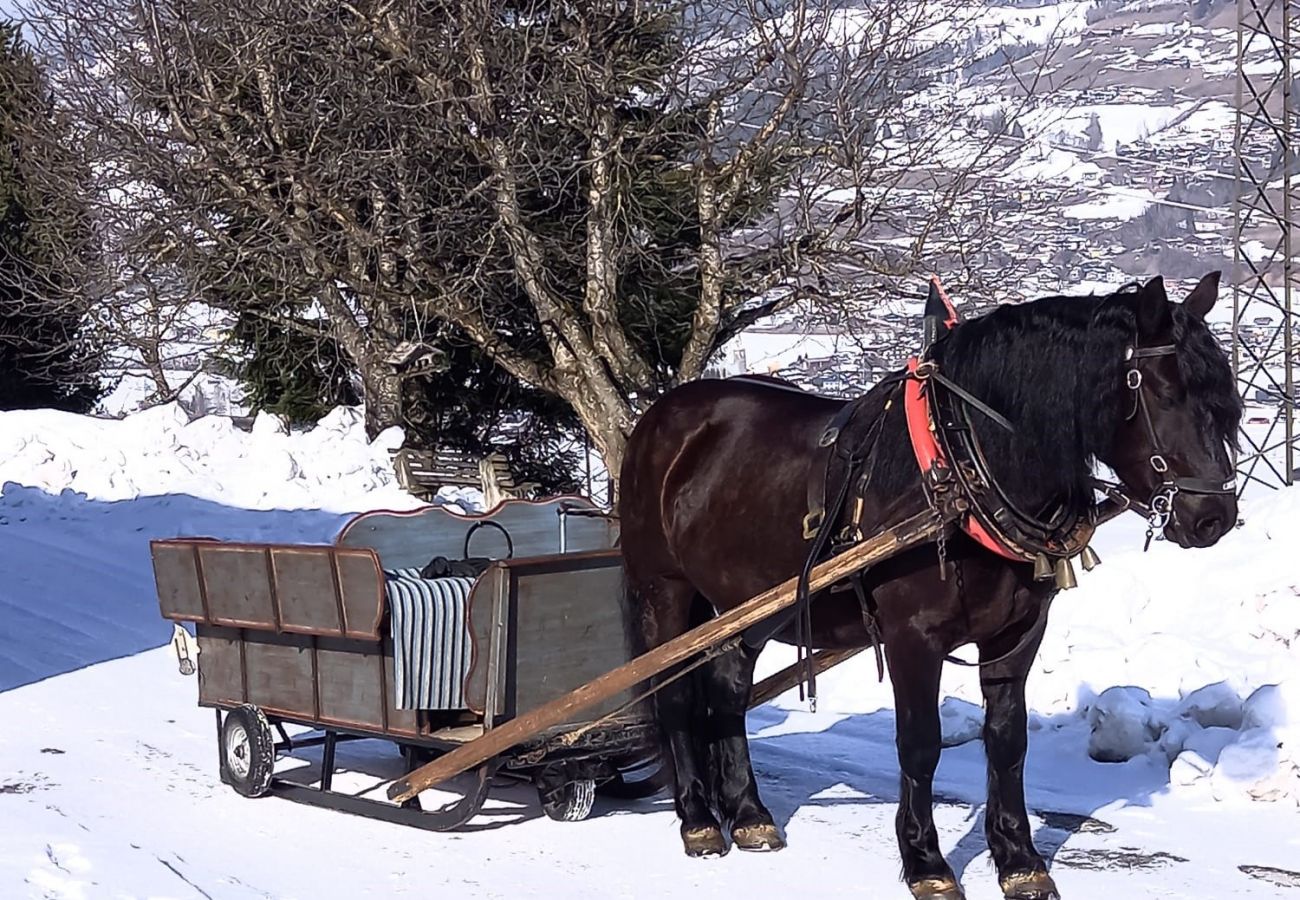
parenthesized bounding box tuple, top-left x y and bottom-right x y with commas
(1, 401, 1298, 899)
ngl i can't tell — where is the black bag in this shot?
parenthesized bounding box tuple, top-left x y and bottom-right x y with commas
(419, 556, 493, 579)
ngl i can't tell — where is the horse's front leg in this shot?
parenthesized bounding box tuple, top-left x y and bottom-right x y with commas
(979, 609, 1059, 900)
(885, 632, 962, 900)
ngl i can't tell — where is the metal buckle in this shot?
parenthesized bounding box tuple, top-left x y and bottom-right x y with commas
(1150, 454, 1168, 473)
(1126, 369, 1142, 389)
(802, 510, 823, 540)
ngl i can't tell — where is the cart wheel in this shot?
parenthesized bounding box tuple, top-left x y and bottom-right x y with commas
(219, 705, 274, 798)
(598, 759, 669, 801)
(539, 778, 596, 822)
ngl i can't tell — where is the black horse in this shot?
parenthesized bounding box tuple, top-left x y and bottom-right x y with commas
(617, 274, 1240, 900)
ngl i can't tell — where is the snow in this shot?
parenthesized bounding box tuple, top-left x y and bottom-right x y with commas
(972, 3, 1095, 50)
(1062, 188, 1156, 221)
(2, 400, 1300, 898)
(1022, 104, 1191, 153)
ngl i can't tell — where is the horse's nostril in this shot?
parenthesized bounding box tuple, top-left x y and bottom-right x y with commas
(1194, 515, 1224, 541)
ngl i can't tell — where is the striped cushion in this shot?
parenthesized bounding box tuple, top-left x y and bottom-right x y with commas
(384, 569, 475, 710)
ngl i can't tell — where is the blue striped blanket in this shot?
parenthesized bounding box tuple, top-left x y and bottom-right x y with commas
(383, 569, 475, 710)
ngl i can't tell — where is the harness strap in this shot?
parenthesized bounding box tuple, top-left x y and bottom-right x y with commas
(929, 369, 1016, 433)
(943, 591, 1055, 669)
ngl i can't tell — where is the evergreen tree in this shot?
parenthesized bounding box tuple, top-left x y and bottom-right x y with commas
(0, 21, 101, 411)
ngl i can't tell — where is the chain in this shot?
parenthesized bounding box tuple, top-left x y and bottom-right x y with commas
(936, 524, 949, 582)
(1143, 484, 1178, 551)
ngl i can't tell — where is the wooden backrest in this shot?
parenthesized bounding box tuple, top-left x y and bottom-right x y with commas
(151, 539, 387, 641)
(335, 495, 617, 571)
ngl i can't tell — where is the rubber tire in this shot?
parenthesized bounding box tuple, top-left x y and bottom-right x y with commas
(540, 778, 596, 822)
(219, 705, 275, 798)
(597, 762, 669, 801)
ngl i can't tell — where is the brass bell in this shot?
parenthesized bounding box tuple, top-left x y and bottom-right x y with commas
(1055, 556, 1078, 590)
(1080, 545, 1101, 572)
(1033, 553, 1053, 582)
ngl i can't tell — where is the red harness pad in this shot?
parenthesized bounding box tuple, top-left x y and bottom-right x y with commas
(904, 281, 1023, 563)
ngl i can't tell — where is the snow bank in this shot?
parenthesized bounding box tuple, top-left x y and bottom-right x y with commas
(0, 402, 463, 513)
(0, 402, 483, 690)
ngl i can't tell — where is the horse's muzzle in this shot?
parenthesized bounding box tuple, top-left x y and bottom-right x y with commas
(1166, 493, 1238, 548)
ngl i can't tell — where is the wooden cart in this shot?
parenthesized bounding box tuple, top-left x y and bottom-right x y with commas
(152, 495, 666, 828)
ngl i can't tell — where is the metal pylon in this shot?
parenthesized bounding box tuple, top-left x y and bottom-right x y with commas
(1233, 0, 1300, 490)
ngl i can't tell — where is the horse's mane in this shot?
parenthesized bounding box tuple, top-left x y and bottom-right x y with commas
(870, 284, 1241, 517)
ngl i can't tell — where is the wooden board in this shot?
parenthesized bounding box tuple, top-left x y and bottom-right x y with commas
(193, 626, 420, 738)
(336, 496, 617, 571)
(151, 540, 386, 642)
(462, 550, 633, 725)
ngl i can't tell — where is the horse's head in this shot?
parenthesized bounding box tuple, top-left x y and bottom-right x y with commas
(1104, 272, 1241, 549)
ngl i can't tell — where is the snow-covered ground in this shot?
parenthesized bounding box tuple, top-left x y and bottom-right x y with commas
(2, 403, 1299, 899)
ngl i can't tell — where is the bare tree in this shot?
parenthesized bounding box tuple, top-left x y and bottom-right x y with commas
(22, 0, 1069, 473)
(0, 19, 102, 411)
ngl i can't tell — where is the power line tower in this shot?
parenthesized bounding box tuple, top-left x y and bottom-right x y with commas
(1233, 0, 1299, 490)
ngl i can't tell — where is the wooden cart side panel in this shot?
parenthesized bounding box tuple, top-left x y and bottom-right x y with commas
(269, 547, 344, 634)
(195, 626, 419, 738)
(152, 542, 208, 622)
(462, 566, 505, 716)
(198, 545, 278, 629)
(244, 632, 316, 715)
(152, 539, 386, 642)
(336, 496, 617, 571)
(335, 552, 386, 640)
(316, 637, 388, 732)
(507, 553, 638, 726)
(196, 626, 245, 707)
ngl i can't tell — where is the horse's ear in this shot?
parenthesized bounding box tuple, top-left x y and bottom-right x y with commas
(1185, 270, 1221, 320)
(1136, 276, 1171, 334)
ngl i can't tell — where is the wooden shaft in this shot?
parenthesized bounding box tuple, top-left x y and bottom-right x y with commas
(747, 646, 866, 710)
(387, 508, 944, 803)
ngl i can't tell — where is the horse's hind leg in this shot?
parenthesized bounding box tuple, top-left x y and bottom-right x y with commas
(699, 640, 784, 851)
(634, 575, 728, 857)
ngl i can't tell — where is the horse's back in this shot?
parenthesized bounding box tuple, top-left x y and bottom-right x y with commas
(619, 378, 843, 599)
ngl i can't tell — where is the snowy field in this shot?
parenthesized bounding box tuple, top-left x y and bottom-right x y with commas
(2, 402, 1299, 899)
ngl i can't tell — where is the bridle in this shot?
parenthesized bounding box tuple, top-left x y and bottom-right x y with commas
(1107, 338, 1237, 549)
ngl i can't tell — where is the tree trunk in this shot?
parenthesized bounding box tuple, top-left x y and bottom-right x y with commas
(562, 383, 633, 505)
(360, 365, 403, 440)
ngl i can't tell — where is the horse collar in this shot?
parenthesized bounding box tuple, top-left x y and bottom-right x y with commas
(903, 352, 1093, 567)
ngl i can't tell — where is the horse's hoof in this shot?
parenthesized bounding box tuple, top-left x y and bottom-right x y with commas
(908, 878, 965, 900)
(732, 822, 785, 852)
(682, 825, 728, 858)
(1000, 870, 1060, 900)
(909, 876, 966, 900)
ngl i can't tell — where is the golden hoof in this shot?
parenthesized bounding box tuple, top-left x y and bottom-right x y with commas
(732, 822, 785, 852)
(1000, 870, 1060, 900)
(909, 876, 966, 900)
(682, 825, 728, 858)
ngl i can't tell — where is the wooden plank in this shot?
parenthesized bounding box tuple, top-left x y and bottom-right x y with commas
(747, 647, 865, 710)
(387, 508, 944, 803)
